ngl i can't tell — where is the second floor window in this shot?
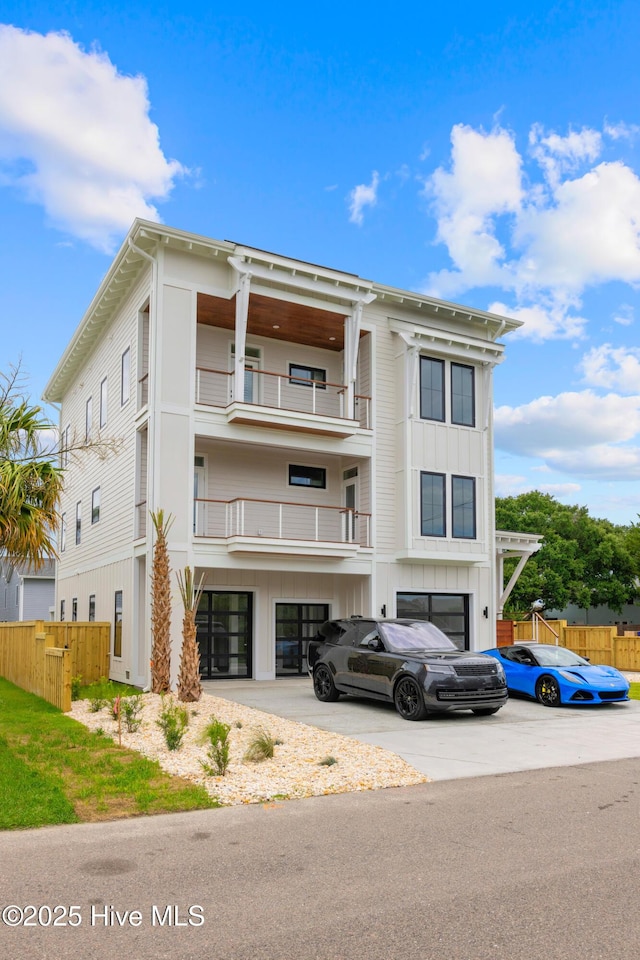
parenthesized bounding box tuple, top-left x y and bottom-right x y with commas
(452, 476, 476, 539)
(289, 464, 327, 489)
(289, 364, 327, 389)
(85, 397, 92, 441)
(75, 501, 82, 544)
(92, 487, 101, 524)
(100, 377, 108, 428)
(121, 347, 131, 406)
(420, 472, 446, 537)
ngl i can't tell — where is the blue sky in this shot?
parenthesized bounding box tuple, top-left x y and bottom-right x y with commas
(2, 1, 640, 524)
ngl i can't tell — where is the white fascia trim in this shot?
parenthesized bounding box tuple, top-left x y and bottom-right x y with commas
(228, 255, 376, 306)
(389, 319, 506, 366)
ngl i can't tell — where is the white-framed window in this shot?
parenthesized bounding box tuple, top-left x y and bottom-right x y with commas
(121, 347, 131, 406)
(88, 595, 96, 622)
(75, 501, 82, 545)
(60, 599, 65, 621)
(289, 363, 327, 389)
(420, 356, 476, 427)
(85, 396, 92, 441)
(114, 590, 123, 658)
(91, 487, 101, 524)
(451, 363, 475, 427)
(419, 357, 445, 422)
(72, 598, 78, 622)
(60, 513, 66, 552)
(100, 377, 108, 428)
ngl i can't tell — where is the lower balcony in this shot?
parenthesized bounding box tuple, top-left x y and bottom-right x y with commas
(194, 498, 371, 559)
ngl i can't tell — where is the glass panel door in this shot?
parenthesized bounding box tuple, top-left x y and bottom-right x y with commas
(197, 591, 253, 679)
(275, 603, 329, 676)
(396, 592, 469, 650)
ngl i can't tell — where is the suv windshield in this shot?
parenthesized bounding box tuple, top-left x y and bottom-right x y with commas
(380, 621, 456, 653)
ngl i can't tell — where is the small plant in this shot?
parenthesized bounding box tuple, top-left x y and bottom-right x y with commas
(121, 695, 144, 733)
(94, 727, 105, 737)
(243, 728, 278, 763)
(319, 755, 338, 767)
(86, 676, 111, 712)
(234, 719, 243, 729)
(199, 717, 231, 776)
(71, 675, 83, 700)
(156, 697, 189, 751)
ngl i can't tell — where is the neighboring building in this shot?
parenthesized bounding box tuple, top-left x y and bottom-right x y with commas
(0, 560, 55, 622)
(546, 602, 640, 628)
(44, 219, 522, 686)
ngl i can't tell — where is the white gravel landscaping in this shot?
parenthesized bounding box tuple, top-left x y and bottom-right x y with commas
(71, 691, 428, 806)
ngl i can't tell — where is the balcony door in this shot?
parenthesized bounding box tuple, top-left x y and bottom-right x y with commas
(342, 467, 358, 542)
(231, 344, 261, 403)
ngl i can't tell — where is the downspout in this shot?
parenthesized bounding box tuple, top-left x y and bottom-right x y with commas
(127, 238, 158, 690)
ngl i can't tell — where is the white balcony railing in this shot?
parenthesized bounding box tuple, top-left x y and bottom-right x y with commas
(195, 367, 370, 429)
(194, 498, 371, 548)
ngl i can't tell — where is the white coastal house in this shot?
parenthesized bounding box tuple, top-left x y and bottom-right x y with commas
(44, 219, 529, 686)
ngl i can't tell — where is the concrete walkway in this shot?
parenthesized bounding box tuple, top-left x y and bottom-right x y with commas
(205, 677, 640, 781)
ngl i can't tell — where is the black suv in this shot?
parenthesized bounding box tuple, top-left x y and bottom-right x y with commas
(309, 617, 507, 720)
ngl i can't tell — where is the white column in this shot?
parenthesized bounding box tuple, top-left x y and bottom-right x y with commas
(233, 271, 251, 403)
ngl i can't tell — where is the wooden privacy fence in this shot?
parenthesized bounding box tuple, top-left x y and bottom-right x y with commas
(512, 619, 640, 671)
(0, 620, 110, 712)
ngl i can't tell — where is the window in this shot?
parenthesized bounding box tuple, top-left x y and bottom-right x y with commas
(114, 590, 123, 658)
(420, 357, 445, 421)
(289, 464, 327, 489)
(61, 424, 71, 466)
(88, 595, 96, 622)
(91, 487, 101, 524)
(85, 397, 92, 441)
(420, 472, 446, 537)
(100, 377, 108, 428)
(396, 593, 470, 651)
(60, 599, 65, 621)
(72, 598, 78, 622)
(121, 348, 131, 405)
(60, 513, 66, 552)
(289, 364, 326, 389)
(75, 501, 82, 545)
(452, 476, 476, 539)
(451, 363, 475, 427)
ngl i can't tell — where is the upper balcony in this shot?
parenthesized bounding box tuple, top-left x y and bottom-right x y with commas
(194, 289, 372, 439)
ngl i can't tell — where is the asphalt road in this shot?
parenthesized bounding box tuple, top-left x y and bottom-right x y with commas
(2, 758, 640, 960)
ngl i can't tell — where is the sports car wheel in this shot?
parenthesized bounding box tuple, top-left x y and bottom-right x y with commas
(394, 676, 427, 721)
(472, 707, 501, 716)
(536, 674, 561, 707)
(313, 664, 340, 702)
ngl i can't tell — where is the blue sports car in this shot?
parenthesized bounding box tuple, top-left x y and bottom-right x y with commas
(480, 643, 630, 707)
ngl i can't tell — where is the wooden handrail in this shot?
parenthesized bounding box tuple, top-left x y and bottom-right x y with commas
(195, 496, 370, 517)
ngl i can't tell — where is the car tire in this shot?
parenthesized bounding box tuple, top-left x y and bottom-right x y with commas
(536, 674, 561, 707)
(313, 664, 340, 702)
(472, 707, 501, 716)
(394, 676, 427, 721)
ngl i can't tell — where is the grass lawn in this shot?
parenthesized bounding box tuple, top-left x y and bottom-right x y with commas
(628, 682, 640, 700)
(0, 677, 218, 830)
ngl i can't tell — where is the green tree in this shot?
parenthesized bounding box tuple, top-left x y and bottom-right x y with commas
(496, 491, 638, 615)
(150, 509, 174, 694)
(0, 367, 62, 568)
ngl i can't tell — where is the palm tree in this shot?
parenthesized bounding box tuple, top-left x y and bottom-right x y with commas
(0, 369, 62, 568)
(150, 509, 174, 694)
(176, 565, 204, 702)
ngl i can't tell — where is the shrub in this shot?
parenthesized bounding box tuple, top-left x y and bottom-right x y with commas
(199, 717, 231, 776)
(121, 695, 144, 733)
(156, 697, 189, 751)
(243, 728, 279, 763)
(319, 755, 338, 767)
(71, 675, 83, 701)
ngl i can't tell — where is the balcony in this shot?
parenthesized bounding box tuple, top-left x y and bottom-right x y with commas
(195, 367, 371, 437)
(194, 497, 371, 559)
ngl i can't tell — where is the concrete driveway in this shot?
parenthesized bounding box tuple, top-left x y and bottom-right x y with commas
(206, 677, 640, 781)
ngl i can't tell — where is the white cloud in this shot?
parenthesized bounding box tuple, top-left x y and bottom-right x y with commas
(0, 26, 185, 251)
(604, 120, 640, 142)
(579, 344, 640, 393)
(495, 390, 640, 480)
(424, 120, 640, 342)
(348, 171, 379, 225)
(613, 304, 634, 326)
(537, 482, 582, 496)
